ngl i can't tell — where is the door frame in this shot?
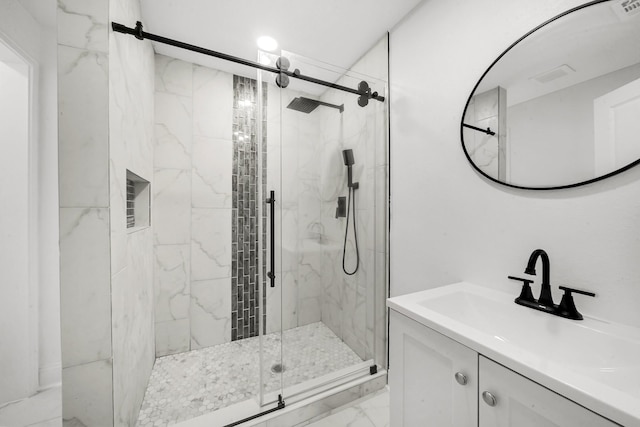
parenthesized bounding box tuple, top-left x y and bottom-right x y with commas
(0, 29, 40, 399)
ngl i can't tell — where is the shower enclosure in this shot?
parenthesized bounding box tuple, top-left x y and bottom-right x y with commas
(257, 46, 388, 407)
(137, 34, 388, 426)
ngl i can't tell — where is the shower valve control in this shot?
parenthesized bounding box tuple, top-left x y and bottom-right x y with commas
(336, 197, 347, 218)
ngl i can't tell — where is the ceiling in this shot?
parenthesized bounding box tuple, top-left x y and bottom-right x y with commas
(139, 0, 423, 79)
(0, 38, 26, 72)
(475, 1, 640, 107)
(17, 0, 54, 27)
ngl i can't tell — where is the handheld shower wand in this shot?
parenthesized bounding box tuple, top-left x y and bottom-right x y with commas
(342, 149, 355, 188)
(341, 149, 360, 275)
(342, 149, 359, 189)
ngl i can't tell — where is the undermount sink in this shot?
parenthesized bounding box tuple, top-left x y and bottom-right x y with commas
(387, 282, 640, 426)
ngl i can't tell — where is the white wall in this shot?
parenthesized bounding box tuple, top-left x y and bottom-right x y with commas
(390, 0, 640, 328)
(34, 3, 61, 391)
(0, 53, 31, 405)
(508, 63, 640, 187)
(0, 0, 60, 402)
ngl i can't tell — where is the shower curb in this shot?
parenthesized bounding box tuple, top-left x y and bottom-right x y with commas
(242, 371, 387, 427)
(174, 370, 387, 427)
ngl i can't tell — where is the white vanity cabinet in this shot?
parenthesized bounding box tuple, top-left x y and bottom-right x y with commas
(389, 309, 620, 427)
(478, 356, 617, 427)
(389, 310, 477, 427)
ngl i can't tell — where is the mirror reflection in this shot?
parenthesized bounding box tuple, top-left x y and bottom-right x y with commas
(462, 0, 640, 189)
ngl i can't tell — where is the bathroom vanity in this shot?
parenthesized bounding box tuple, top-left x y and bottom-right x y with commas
(387, 282, 640, 427)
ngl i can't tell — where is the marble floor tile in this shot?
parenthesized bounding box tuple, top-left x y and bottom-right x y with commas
(137, 322, 362, 426)
(304, 388, 389, 427)
(0, 386, 61, 427)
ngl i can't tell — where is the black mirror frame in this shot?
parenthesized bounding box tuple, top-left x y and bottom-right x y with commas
(460, 0, 640, 190)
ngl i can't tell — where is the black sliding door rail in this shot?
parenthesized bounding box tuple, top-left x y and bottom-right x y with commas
(111, 21, 385, 103)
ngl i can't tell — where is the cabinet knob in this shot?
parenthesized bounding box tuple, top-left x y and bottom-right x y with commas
(454, 372, 468, 385)
(482, 391, 497, 407)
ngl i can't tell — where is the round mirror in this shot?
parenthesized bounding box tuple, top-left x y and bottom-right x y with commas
(461, 0, 640, 189)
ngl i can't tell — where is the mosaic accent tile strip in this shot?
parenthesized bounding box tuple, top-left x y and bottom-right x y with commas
(136, 322, 363, 426)
(232, 75, 268, 341)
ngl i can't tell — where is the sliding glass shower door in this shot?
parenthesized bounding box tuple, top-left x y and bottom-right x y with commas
(256, 42, 389, 407)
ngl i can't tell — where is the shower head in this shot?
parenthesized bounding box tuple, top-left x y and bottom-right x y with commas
(342, 149, 355, 167)
(287, 97, 320, 113)
(286, 97, 344, 114)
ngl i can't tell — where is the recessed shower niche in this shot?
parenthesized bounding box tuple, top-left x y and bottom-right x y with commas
(126, 169, 150, 230)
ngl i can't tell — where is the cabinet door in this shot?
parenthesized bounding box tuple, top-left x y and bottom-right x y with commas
(479, 356, 619, 427)
(389, 310, 477, 427)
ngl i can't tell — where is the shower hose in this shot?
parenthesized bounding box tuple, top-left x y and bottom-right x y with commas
(342, 185, 360, 275)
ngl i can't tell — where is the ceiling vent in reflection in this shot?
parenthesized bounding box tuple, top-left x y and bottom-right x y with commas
(612, 0, 640, 20)
(530, 64, 575, 84)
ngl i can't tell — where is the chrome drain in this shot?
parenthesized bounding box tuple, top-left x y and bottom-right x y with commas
(271, 363, 285, 373)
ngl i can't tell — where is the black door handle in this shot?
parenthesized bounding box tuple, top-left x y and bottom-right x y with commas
(266, 190, 275, 287)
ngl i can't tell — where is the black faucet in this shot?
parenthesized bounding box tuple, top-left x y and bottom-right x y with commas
(508, 249, 596, 320)
(524, 249, 554, 307)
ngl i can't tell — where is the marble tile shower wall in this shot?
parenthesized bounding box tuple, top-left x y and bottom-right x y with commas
(57, 10, 111, 415)
(57, 1, 111, 426)
(153, 55, 233, 356)
(58, 0, 155, 425)
(109, 0, 156, 425)
(153, 53, 324, 352)
(316, 36, 389, 367)
(151, 49, 386, 363)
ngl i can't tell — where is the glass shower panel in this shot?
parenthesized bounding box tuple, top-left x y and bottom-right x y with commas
(256, 50, 285, 407)
(269, 43, 388, 402)
(227, 69, 279, 412)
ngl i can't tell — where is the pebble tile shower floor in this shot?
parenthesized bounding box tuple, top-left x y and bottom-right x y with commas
(136, 322, 363, 426)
